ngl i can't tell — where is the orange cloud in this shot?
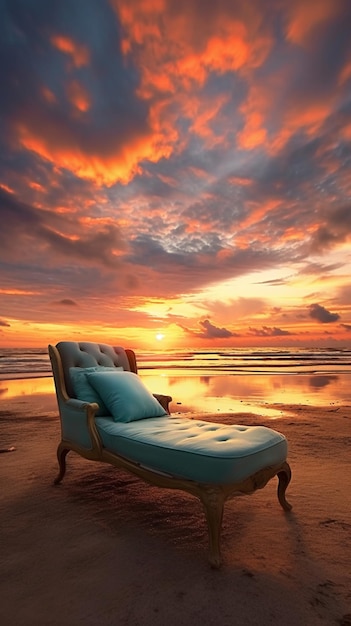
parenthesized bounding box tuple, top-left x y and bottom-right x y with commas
(15, 118, 170, 185)
(285, 0, 343, 46)
(236, 81, 270, 150)
(338, 59, 351, 86)
(237, 111, 267, 149)
(51, 35, 90, 67)
(228, 176, 253, 186)
(28, 181, 45, 192)
(0, 183, 14, 194)
(237, 59, 338, 156)
(186, 93, 230, 147)
(41, 86, 57, 104)
(239, 198, 281, 230)
(271, 97, 337, 155)
(66, 80, 91, 113)
(0, 288, 40, 295)
(115, 0, 272, 88)
(112, 0, 274, 155)
(343, 123, 351, 141)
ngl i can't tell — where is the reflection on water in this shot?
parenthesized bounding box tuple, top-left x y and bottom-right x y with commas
(308, 375, 338, 389)
(1, 372, 350, 416)
(141, 371, 351, 415)
(0, 377, 55, 400)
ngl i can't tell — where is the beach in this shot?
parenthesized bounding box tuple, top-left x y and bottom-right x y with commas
(1, 379, 351, 626)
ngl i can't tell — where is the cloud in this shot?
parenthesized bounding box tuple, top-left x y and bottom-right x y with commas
(179, 318, 238, 339)
(55, 299, 78, 306)
(340, 323, 351, 332)
(309, 303, 340, 323)
(249, 326, 292, 337)
(50, 35, 90, 68)
(309, 205, 351, 253)
(198, 319, 234, 339)
(0, 319, 11, 327)
(0, 187, 124, 268)
(284, 0, 345, 47)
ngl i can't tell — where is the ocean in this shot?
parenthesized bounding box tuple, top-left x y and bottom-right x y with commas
(1, 346, 351, 378)
(1, 346, 351, 412)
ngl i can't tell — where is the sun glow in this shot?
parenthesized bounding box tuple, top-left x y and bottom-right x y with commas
(155, 333, 165, 341)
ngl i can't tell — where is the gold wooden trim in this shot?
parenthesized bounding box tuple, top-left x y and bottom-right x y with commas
(49, 344, 69, 402)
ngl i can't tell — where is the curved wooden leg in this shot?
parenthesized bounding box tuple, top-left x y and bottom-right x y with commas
(199, 487, 226, 569)
(277, 462, 292, 511)
(54, 443, 70, 485)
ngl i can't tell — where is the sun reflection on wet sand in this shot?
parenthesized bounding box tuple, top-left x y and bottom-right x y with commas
(1, 371, 350, 418)
(0, 376, 55, 400)
(141, 371, 351, 417)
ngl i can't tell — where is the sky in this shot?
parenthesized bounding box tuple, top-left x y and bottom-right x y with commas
(1, 0, 351, 350)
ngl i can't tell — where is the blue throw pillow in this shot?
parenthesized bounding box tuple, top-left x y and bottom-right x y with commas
(86, 371, 167, 422)
(69, 366, 123, 416)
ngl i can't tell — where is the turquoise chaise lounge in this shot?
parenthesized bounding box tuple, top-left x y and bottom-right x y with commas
(49, 341, 292, 567)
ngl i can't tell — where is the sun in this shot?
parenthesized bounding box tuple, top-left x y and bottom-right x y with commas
(155, 333, 165, 341)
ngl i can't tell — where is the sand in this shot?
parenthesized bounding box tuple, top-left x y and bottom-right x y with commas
(0, 393, 351, 626)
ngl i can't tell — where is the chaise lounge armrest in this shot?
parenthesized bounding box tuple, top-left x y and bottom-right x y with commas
(66, 398, 99, 411)
(59, 397, 103, 455)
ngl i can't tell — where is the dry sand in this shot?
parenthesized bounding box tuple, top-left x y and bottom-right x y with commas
(0, 393, 351, 625)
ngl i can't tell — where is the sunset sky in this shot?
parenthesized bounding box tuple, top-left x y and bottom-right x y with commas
(1, 0, 351, 349)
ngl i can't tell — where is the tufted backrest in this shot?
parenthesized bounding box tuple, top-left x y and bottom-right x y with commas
(56, 341, 136, 398)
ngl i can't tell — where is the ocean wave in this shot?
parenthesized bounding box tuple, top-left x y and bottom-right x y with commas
(1, 346, 351, 379)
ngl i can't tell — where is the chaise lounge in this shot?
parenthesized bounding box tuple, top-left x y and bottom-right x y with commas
(49, 341, 292, 567)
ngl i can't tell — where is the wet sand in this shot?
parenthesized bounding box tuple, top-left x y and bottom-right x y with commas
(0, 393, 351, 625)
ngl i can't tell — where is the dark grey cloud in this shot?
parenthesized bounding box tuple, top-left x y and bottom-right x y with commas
(0, 187, 123, 267)
(178, 318, 238, 339)
(340, 323, 351, 332)
(255, 277, 291, 286)
(309, 303, 340, 324)
(55, 299, 78, 306)
(248, 326, 292, 337)
(43, 224, 123, 267)
(198, 319, 233, 339)
(310, 205, 351, 253)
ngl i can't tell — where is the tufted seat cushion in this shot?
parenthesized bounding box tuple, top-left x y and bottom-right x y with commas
(95, 416, 288, 484)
